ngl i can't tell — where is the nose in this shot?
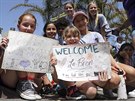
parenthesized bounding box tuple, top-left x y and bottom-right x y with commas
(26, 25, 31, 32)
(71, 36, 75, 39)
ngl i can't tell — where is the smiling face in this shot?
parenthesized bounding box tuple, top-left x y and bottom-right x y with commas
(17, 14, 36, 34)
(64, 3, 74, 17)
(45, 23, 57, 39)
(63, 26, 80, 45)
(88, 2, 98, 17)
(64, 31, 80, 45)
(73, 14, 88, 33)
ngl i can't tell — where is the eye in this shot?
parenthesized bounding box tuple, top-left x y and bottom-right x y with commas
(52, 28, 56, 31)
(23, 23, 29, 27)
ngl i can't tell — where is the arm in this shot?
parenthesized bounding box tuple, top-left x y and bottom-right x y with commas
(113, 19, 130, 36)
(0, 37, 9, 49)
(118, 19, 130, 31)
(50, 53, 59, 83)
(0, 37, 9, 59)
(99, 14, 112, 39)
(110, 55, 126, 76)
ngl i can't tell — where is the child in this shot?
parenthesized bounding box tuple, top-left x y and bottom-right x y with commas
(73, 10, 135, 98)
(0, 13, 48, 100)
(115, 43, 135, 67)
(51, 25, 110, 100)
(55, 17, 70, 45)
(87, 1, 112, 40)
(41, 21, 58, 95)
(43, 21, 57, 39)
(63, 1, 75, 24)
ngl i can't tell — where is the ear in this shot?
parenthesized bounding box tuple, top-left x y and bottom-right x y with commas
(86, 18, 89, 24)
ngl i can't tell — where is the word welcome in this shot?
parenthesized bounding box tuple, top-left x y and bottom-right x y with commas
(54, 44, 99, 55)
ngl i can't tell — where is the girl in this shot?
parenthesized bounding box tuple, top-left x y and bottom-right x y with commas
(87, 1, 112, 40)
(73, 10, 121, 89)
(73, 10, 135, 98)
(51, 25, 109, 100)
(115, 43, 135, 67)
(64, 1, 75, 24)
(0, 13, 47, 100)
(43, 22, 57, 39)
(41, 21, 58, 95)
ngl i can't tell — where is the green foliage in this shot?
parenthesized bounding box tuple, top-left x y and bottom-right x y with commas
(10, 0, 131, 36)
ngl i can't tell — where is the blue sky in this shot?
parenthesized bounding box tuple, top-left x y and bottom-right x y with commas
(0, 0, 44, 36)
(0, 0, 123, 36)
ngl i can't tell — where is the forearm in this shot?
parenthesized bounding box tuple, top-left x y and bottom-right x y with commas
(119, 19, 130, 31)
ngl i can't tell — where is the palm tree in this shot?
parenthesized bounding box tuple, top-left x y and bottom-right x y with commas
(11, 0, 130, 36)
(76, 0, 131, 35)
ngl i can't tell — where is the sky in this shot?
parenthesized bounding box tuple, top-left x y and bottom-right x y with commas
(0, 0, 123, 36)
(0, 0, 44, 36)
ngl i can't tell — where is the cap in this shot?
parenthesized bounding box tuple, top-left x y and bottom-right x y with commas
(72, 11, 89, 23)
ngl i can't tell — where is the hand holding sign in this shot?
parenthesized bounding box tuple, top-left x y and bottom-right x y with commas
(53, 43, 111, 81)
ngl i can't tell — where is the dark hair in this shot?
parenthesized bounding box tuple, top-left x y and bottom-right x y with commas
(115, 43, 134, 63)
(55, 17, 70, 30)
(119, 43, 134, 53)
(18, 13, 36, 25)
(43, 21, 56, 37)
(64, 1, 75, 9)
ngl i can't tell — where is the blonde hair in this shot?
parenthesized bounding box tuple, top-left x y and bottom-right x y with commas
(63, 25, 81, 40)
(87, 1, 98, 29)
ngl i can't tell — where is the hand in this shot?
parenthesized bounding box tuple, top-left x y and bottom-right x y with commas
(41, 74, 53, 88)
(0, 37, 9, 49)
(96, 71, 109, 87)
(111, 65, 126, 79)
(50, 53, 57, 66)
(98, 71, 108, 82)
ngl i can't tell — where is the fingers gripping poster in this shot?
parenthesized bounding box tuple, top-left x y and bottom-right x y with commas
(1, 31, 59, 73)
(53, 43, 111, 81)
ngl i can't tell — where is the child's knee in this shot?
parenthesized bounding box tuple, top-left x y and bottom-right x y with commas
(106, 74, 120, 89)
(86, 87, 97, 99)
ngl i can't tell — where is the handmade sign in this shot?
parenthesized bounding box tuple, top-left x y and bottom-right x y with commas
(53, 43, 111, 81)
(1, 31, 59, 73)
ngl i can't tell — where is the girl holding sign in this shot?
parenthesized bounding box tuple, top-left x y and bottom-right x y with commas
(0, 13, 51, 100)
(73, 10, 135, 98)
(51, 25, 109, 100)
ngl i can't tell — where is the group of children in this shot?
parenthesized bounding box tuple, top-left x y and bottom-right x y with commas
(0, 0, 135, 100)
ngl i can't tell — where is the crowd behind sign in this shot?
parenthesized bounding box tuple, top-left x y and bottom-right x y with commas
(53, 43, 111, 81)
(1, 31, 59, 73)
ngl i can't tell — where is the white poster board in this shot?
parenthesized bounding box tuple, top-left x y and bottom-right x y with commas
(1, 31, 59, 73)
(53, 43, 111, 81)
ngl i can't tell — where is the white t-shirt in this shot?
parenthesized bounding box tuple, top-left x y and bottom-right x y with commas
(81, 31, 105, 44)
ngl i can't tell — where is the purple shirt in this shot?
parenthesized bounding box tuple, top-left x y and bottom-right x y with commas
(123, 0, 135, 29)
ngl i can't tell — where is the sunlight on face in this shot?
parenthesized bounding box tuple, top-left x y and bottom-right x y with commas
(89, 3, 98, 16)
(73, 15, 88, 32)
(65, 31, 80, 45)
(64, 3, 74, 16)
(46, 23, 57, 39)
(18, 15, 36, 34)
